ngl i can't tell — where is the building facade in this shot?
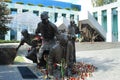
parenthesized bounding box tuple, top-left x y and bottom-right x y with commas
(92, 1, 120, 42)
(4, 0, 80, 40)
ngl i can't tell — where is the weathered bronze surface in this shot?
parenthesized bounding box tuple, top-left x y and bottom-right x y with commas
(0, 45, 17, 65)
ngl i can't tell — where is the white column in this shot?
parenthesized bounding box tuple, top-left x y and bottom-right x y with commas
(117, 7, 120, 42)
(106, 9, 112, 42)
(38, 11, 41, 16)
(57, 13, 62, 21)
(39, 11, 42, 17)
(17, 27, 21, 41)
(48, 12, 53, 22)
(16, 9, 22, 41)
(28, 9, 33, 13)
(74, 15, 78, 25)
(66, 14, 70, 21)
(5, 31, 10, 40)
(17, 8, 22, 13)
(98, 10, 102, 25)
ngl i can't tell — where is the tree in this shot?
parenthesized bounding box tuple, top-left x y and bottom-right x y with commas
(91, 0, 104, 7)
(0, 0, 11, 39)
(91, 0, 117, 7)
(71, 4, 81, 11)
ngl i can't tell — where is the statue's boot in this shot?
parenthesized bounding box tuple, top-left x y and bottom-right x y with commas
(37, 57, 46, 69)
(26, 53, 37, 63)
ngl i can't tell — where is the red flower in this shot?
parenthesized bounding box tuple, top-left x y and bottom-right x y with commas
(35, 35, 42, 40)
(81, 78, 85, 80)
(45, 69, 48, 75)
(69, 77, 76, 80)
(54, 63, 57, 68)
(76, 65, 80, 69)
(87, 65, 91, 69)
(85, 73, 88, 77)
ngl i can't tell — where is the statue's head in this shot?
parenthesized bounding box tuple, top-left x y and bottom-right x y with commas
(40, 11, 49, 24)
(58, 33, 68, 46)
(21, 29, 28, 37)
(70, 20, 75, 26)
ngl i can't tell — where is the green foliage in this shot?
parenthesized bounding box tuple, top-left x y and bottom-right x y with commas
(55, 6, 62, 9)
(65, 8, 70, 10)
(0, 40, 19, 43)
(47, 6, 53, 8)
(72, 8, 79, 11)
(0, 26, 9, 35)
(71, 4, 80, 11)
(38, 4, 44, 7)
(92, 0, 117, 7)
(96, 0, 104, 6)
(16, 2, 24, 4)
(4, 0, 12, 3)
(0, 1, 11, 37)
(14, 56, 25, 63)
(27, 3, 34, 6)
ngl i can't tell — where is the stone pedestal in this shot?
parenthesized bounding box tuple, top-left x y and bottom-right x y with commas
(0, 45, 17, 65)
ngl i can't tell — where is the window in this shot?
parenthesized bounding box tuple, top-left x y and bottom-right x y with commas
(33, 10, 39, 16)
(102, 10, 107, 32)
(70, 14, 74, 20)
(54, 13, 58, 22)
(62, 13, 66, 17)
(22, 9, 29, 12)
(93, 12, 98, 20)
(10, 8, 17, 14)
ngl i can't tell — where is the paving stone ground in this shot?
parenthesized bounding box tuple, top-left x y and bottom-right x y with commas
(0, 42, 120, 80)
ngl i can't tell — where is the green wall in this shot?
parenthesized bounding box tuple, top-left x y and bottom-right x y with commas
(102, 10, 107, 32)
(112, 8, 118, 40)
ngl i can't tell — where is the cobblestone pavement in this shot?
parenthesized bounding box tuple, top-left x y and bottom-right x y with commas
(0, 42, 120, 80)
(76, 48, 120, 80)
(75, 42, 120, 51)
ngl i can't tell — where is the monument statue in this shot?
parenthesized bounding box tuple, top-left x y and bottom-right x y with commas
(16, 29, 42, 63)
(35, 11, 61, 68)
(34, 11, 76, 76)
(67, 20, 77, 63)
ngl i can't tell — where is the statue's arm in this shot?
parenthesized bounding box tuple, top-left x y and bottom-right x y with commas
(55, 25, 60, 36)
(16, 38, 24, 51)
(51, 23, 61, 40)
(35, 23, 41, 35)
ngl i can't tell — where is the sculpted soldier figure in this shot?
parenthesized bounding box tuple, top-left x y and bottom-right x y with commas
(35, 12, 77, 76)
(35, 11, 60, 68)
(16, 29, 41, 63)
(67, 20, 76, 62)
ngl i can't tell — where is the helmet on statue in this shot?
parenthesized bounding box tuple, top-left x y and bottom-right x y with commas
(21, 29, 28, 34)
(21, 29, 28, 37)
(40, 11, 49, 19)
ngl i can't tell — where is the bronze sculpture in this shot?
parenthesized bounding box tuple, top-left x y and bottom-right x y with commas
(16, 12, 77, 77)
(35, 11, 61, 68)
(35, 11, 76, 76)
(16, 29, 41, 63)
(47, 33, 74, 75)
(67, 20, 77, 63)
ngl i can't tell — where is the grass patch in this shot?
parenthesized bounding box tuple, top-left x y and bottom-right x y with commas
(0, 40, 19, 43)
(14, 56, 25, 63)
